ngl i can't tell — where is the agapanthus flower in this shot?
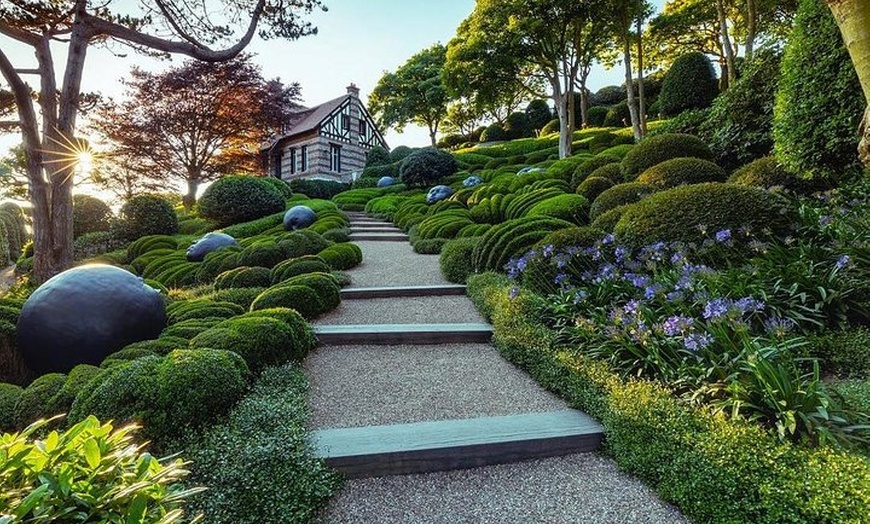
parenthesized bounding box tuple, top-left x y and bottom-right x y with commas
(554, 273, 569, 286)
(601, 234, 615, 245)
(661, 315, 694, 337)
(509, 286, 520, 300)
(684, 332, 713, 352)
(715, 229, 732, 243)
(734, 297, 765, 314)
(835, 255, 850, 270)
(543, 244, 555, 257)
(703, 298, 731, 320)
(763, 316, 797, 337)
(644, 284, 663, 300)
(819, 215, 834, 227)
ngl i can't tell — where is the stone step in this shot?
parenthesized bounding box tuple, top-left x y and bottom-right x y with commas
(314, 323, 492, 345)
(349, 232, 409, 242)
(313, 410, 604, 478)
(346, 215, 383, 222)
(348, 220, 394, 226)
(340, 285, 467, 300)
(350, 226, 403, 233)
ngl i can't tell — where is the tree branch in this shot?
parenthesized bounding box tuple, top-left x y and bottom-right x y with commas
(0, 22, 41, 46)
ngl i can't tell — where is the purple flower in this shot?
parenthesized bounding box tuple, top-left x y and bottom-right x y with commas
(703, 298, 731, 320)
(601, 234, 615, 245)
(735, 297, 765, 314)
(516, 257, 528, 272)
(819, 215, 834, 227)
(554, 273, 569, 286)
(615, 246, 630, 262)
(666, 290, 684, 302)
(662, 315, 694, 336)
(644, 284, 663, 300)
(624, 299, 642, 316)
(715, 229, 732, 243)
(543, 244, 555, 257)
(509, 287, 520, 300)
(625, 272, 650, 288)
(684, 332, 713, 352)
(764, 316, 797, 337)
(836, 255, 850, 270)
(572, 290, 588, 304)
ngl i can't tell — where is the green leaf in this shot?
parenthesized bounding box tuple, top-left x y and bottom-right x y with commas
(83, 438, 101, 469)
(126, 493, 147, 524)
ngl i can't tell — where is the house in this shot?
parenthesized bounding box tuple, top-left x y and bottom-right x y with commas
(262, 84, 388, 183)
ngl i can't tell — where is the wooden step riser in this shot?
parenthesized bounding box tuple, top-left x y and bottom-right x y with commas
(341, 285, 467, 299)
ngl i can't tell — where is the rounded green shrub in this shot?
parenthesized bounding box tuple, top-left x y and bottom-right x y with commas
(603, 101, 630, 128)
(413, 238, 447, 254)
(322, 228, 350, 243)
(194, 316, 310, 369)
(591, 205, 632, 233)
(166, 299, 245, 324)
(282, 272, 341, 312)
(526, 100, 553, 131)
(259, 177, 294, 200)
(206, 287, 265, 309)
(576, 176, 614, 202)
(161, 318, 226, 341)
(728, 156, 807, 191)
(523, 226, 603, 292)
(614, 183, 792, 248)
(318, 243, 363, 270)
(548, 155, 593, 182)
(126, 235, 178, 262)
(390, 145, 416, 163)
(116, 195, 178, 241)
(14, 373, 66, 428)
(472, 217, 573, 272)
(214, 266, 272, 290)
(504, 111, 534, 140)
(540, 118, 560, 136)
(366, 145, 392, 167)
(278, 230, 333, 258)
(526, 194, 589, 225)
(586, 162, 622, 185)
(237, 241, 286, 269)
(480, 123, 507, 142)
(399, 148, 459, 187)
(239, 308, 315, 356)
(620, 133, 714, 181)
(0, 383, 23, 431)
(249, 285, 322, 319)
(72, 194, 112, 238)
(440, 237, 479, 284)
(47, 364, 102, 416)
(590, 182, 657, 221)
(658, 52, 719, 117)
(271, 255, 331, 283)
(198, 176, 285, 227)
(636, 157, 727, 188)
(587, 106, 609, 127)
(572, 155, 620, 187)
(773, 0, 865, 182)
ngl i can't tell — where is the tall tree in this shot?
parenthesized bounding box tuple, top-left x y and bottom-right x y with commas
(0, 0, 323, 283)
(610, 0, 649, 141)
(824, 0, 870, 168)
(93, 55, 300, 209)
(0, 86, 16, 133)
(369, 44, 450, 147)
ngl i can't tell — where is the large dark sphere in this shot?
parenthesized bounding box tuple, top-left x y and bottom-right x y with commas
(283, 205, 317, 230)
(377, 176, 396, 187)
(463, 176, 483, 188)
(426, 185, 454, 205)
(186, 232, 239, 262)
(17, 265, 166, 374)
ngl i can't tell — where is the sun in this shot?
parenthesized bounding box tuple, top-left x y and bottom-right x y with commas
(76, 150, 94, 176)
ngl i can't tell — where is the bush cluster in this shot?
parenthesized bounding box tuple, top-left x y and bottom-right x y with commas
(589, 182, 657, 221)
(620, 133, 713, 181)
(635, 157, 727, 188)
(198, 176, 286, 228)
(658, 52, 719, 117)
(115, 195, 178, 241)
(318, 242, 363, 270)
(72, 194, 113, 238)
(472, 216, 573, 272)
(399, 148, 459, 187)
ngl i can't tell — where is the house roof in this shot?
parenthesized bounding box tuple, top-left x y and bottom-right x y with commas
(282, 94, 348, 138)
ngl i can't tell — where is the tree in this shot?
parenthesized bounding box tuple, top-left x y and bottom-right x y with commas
(0, 0, 323, 283)
(442, 98, 486, 137)
(0, 85, 16, 133)
(369, 44, 449, 147)
(609, 0, 650, 141)
(824, 0, 870, 168)
(93, 55, 300, 209)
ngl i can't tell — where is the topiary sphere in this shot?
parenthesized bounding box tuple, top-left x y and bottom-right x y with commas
(463, 175, 483, 188)
(377, 176, 397, 187)
(198, 176, 285, 227)
(620, 133, 714, 181)
(186, 232, 239, 262)
(636, 157, 727, 188)
(283, 205, 317, 230)
(116, 195, 178, 241)
(400, 148, 459, 187)
(17, 265, 165, 374)
(658, 52, 719, 117)
(426, 185, 454, 205)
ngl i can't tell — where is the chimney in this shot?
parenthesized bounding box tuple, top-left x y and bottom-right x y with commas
(346, 83, 360, 97)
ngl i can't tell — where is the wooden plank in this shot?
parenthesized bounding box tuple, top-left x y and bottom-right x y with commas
(314, 410, 604, 478)
(341, 285, 467, 299)
(314, 323, 492, 345)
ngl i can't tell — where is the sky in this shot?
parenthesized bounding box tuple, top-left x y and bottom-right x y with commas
(0, 0, 666, 168)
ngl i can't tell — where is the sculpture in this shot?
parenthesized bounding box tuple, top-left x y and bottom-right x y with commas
(463, 175, 483, 188)
(377, 176, 396, 187)
(186, 232, 239, 262)
(283, 205, 317, 230)
(426, 185, 454, 204)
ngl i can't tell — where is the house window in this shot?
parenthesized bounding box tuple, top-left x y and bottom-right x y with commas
(272, 151, 282, 178)
(341, 114, 350, 131)
(330, 144, 342, 172)
(301, 145, 308, 171)
(289, 148, 297, 174)
(359, 120, 367, 137)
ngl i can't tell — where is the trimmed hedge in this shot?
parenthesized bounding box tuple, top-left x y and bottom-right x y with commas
(590, 182, 657, 221)
(620, 134, 713, 181)
(658, 52, 719, 116)
(728, 156, 808, 192)
(271, 255, 331, 284)
(440, 237, 479, 284)
(279, 230, 333, 259)
(614, 183, 793, 248)
(399, 148, 459, 187)
(572, 155, 620, 187)
(198, 176, 285, 227)
(576, 177, 614, 202)
(72, 194, 112, 238)
(214, 266, 272, 290)
(318, 243, 363, 270)
(472, 217, 574, 272)
(526, 194, 589, 225)
(635, 157, 727, 188)
(0, 382, 22, 431)
(190, 315, 311, 370)
(116, 195, 178, 241)
(591, 205, 631, 233)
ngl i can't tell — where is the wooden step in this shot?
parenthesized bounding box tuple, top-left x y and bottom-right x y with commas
(314, 323, 492, 345)
(313, 410, 604, 478)
(349, 232, 409, 241)
(341, 285, 467, 299)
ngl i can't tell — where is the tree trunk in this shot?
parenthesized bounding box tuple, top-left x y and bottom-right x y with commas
(719, 61, 730, 91)
(623, 29, 641, 141)
(636, 15, 647, 136)
(825, 0, 870, 167)
(579, 84, 589, 129)
(746, 0, 758, 60)
(554, 88, 574, 158)
(184, 177, 200, 210)
(428, 127, 437, 147)
(717, 0, 738, 87)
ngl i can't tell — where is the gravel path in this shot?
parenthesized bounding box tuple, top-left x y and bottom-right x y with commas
(317, 453, 689, 524)
(346, 241, 448, 288)
(305, 343, 565, 429)
(314, 296, 486, 325)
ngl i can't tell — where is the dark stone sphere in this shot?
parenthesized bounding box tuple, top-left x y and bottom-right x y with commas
(17, 264, 166, 374)
(186, 232, 239, 262)
(463, 176, 483, 188)
(426, 185, 454, 205)
(283, 205, 317, 230)
(377, 176, 396, 187)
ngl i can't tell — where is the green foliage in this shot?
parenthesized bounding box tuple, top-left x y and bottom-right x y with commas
(214, 266, 272, 290)
(278, 229, 333, 258)
(773, 0, 865, 182)
(576, 176, 614, 202)
(126, 235, 178, 262)
(547, 154, 592, 182)
(615, 183, 793, 248)
(525, 99, 553, 130)
(70, 350, 249, 444)
(620, 133, 714, 181)
(0, 382, 23, 431)
(116, 195, 179, 241)
(480, 122, 507, 142)
(659, 52, 719, 116)
(540, 118, 560, 136)
(728, 156, 808, 192)
(237, 241, 286, 269)
(391, 145, 416, 163)
(472, 217, 573, 272)
(440, 237, 479, 284)
(192, 315, 312, 369)
(283, 272, 341, 312)
(572, 154, 620, 187)
(258, 176, 294, 200)
(649, 108, 710, 138)
(249, 285, 321, 319)
(288, 178, 349, 199)
(809, 328, 870, 378)
(0, 203, 29, 262)
(14, 373, 66, 428)
(591, 205, 631, 233)
(703, 50, 781, 170)
(593, 85, 625, 106)
(636, 157, 727, 188)
(183, 364, 340, 523)
(589, 182, 657, 221)
(504, 111, 534, 139)
(0, 417, 202, 523)
(166, 299, 245, 324)
(587, 106, 609, 127)
(603, 101, 630, 128)
(365, 145, 392, 168)
(399, 148, 459, 187)
(205, 287, 265, 309)
(318, 243, 363, 270)
(72, 194, 112, 238)
(220, 213, 283, 239)
(198, 176, 285, 228)
(523, 226, 603, 293)
(526, 194, 589, 225)
(271, 255, 331, 283)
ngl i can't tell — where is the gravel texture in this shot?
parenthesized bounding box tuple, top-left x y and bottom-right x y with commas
(347, 241, 448, 287)
(317, 453, 690, 524)
(314, 296, 486, 326)
(304, 343, 566, 429)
